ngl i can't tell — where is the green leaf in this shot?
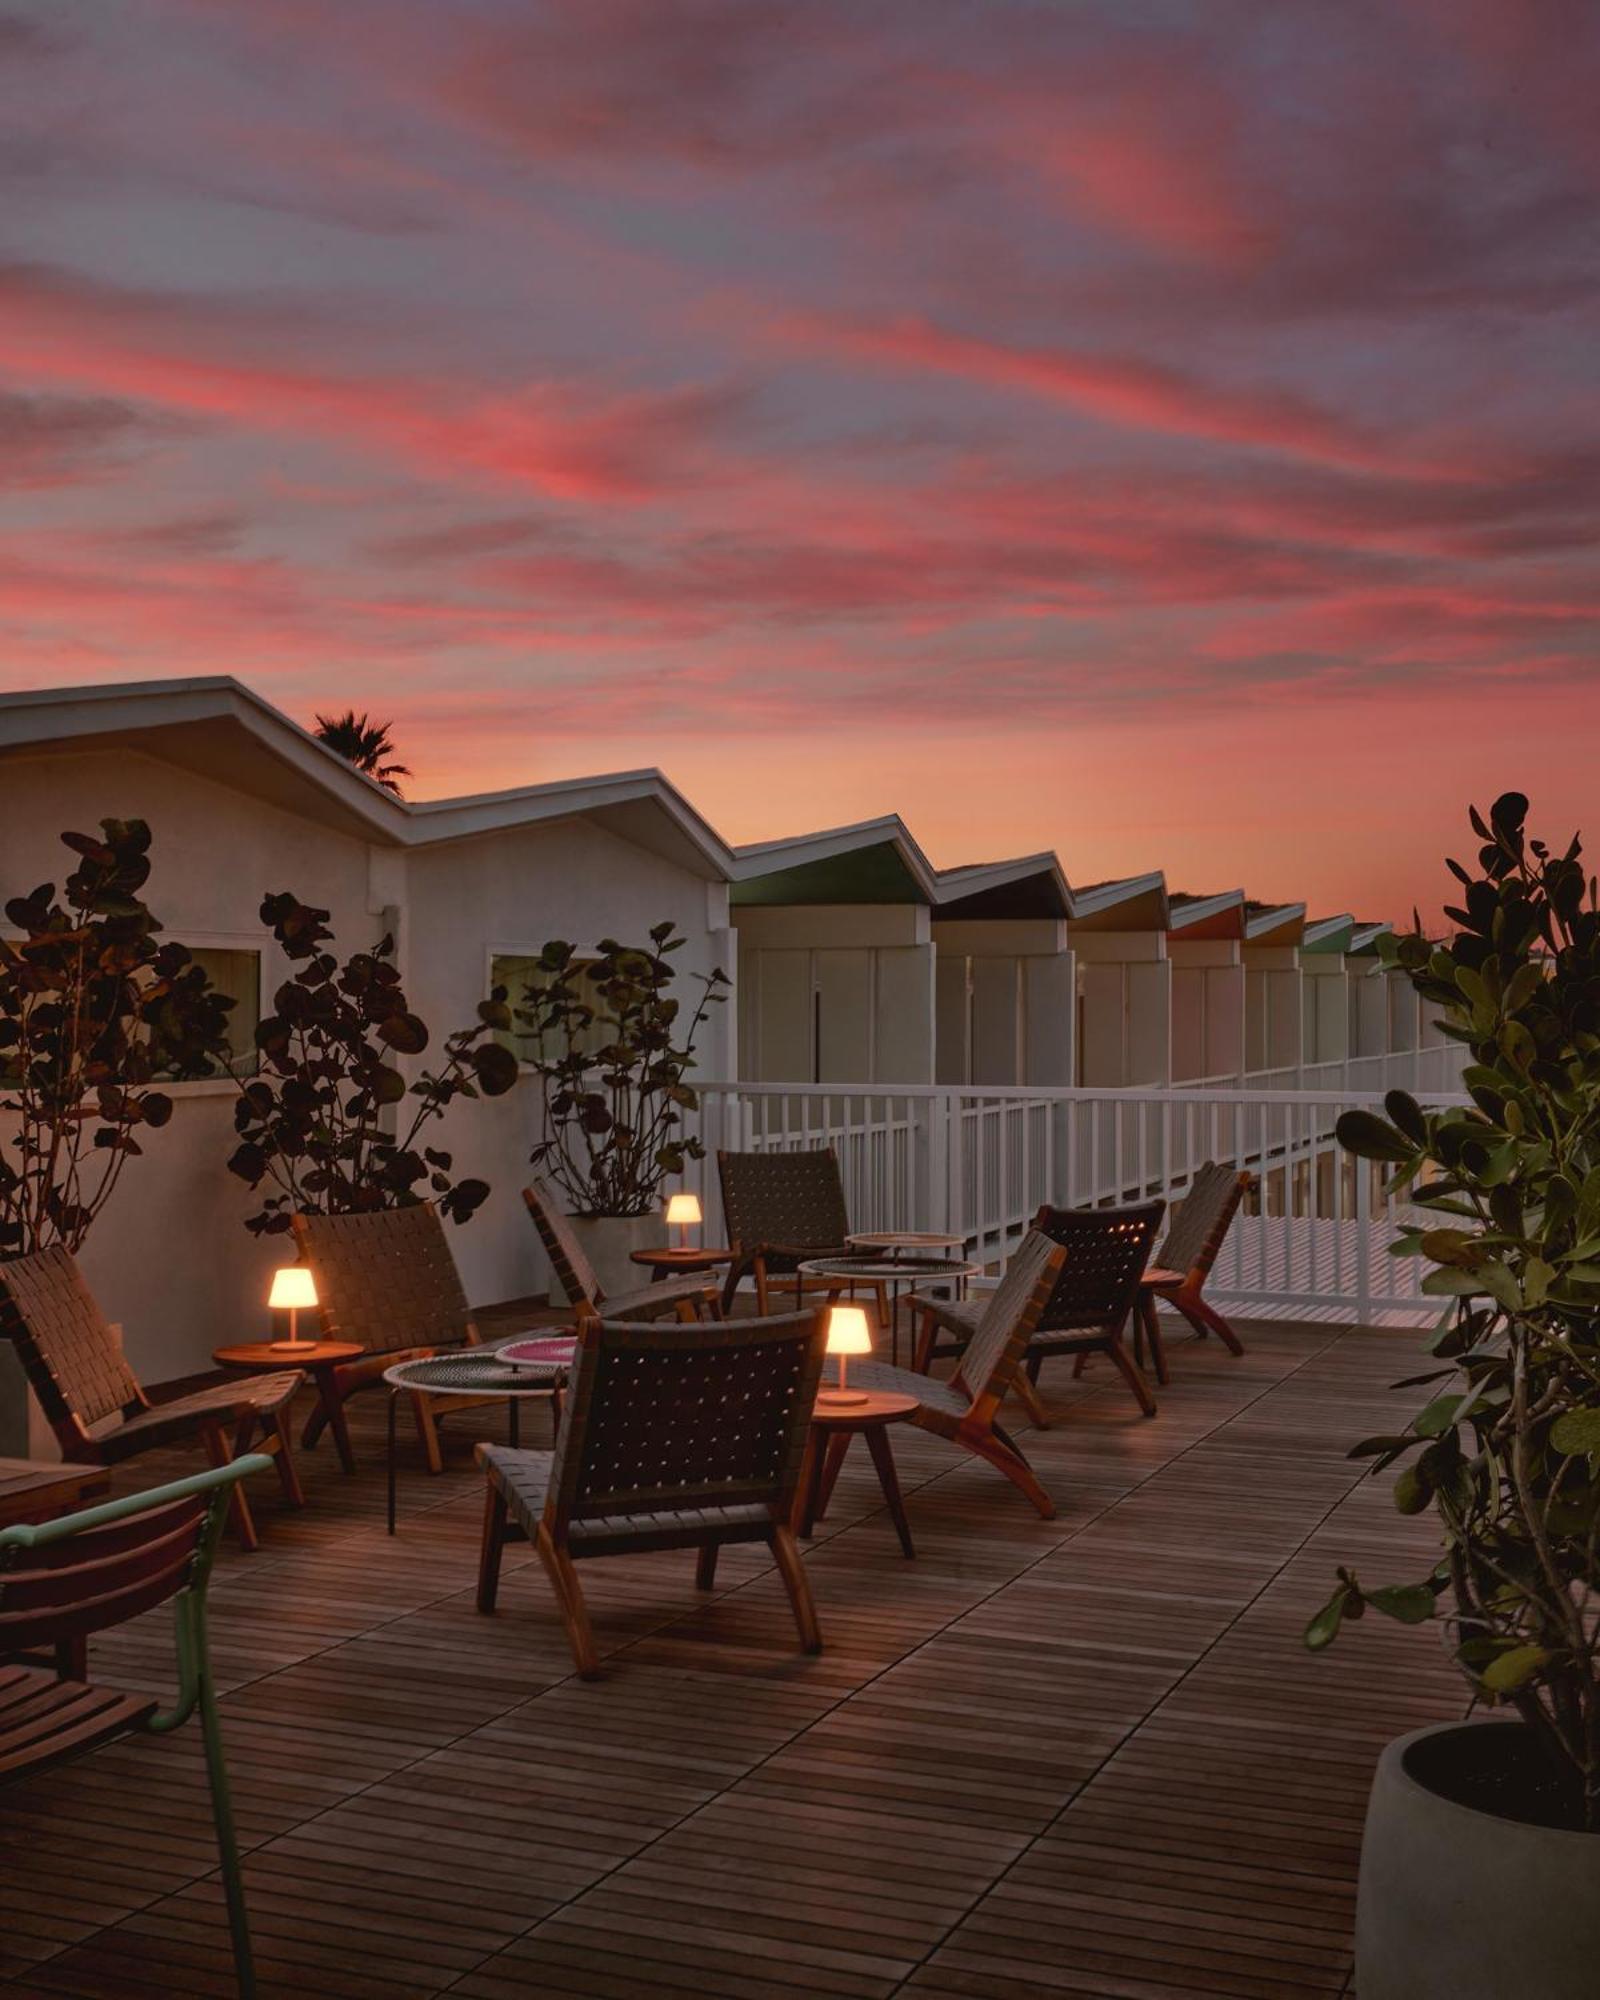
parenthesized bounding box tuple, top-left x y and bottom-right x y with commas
(1336, 1110, 1414, 1163)
(1480, 1645, 1552, 1694)
(1364, 1583, 1437, 1625)
(1550, 1409, 1600, 1459)
(1304, 1585, 1351, 1650)
(1393, 1464, 1432, 1514)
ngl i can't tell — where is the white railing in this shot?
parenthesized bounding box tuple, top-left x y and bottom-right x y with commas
(682, 1077, 1470, 1325)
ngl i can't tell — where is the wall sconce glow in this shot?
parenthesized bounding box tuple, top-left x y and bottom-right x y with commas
(267, 1264, 318, 1352)
(821, 1303, 873, 1406)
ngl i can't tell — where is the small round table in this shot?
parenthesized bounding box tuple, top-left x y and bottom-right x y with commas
(381, 1350, 569, 1535)
(798, 1254, 980, 1367)
(797, 1389, 920, 1557)
(846, 1232, 966, 1259)
(629, 1245, 736, 1284)
(214, 1340, 363, 1476)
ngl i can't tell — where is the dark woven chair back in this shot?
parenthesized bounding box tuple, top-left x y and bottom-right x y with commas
(293, 1203, 472, 1355)
(1158, 1163, 1247, 1280)
(717, 1148, 850, 1266)
(1030, 1202, 1164, 1332)
(548, 1310, 827, 1530)
(0, 1246, 142, 1446)
(0, 1490, 208, 1656)
(522, 1177, 603, 1312)
(958, 1231, 1069, 1403)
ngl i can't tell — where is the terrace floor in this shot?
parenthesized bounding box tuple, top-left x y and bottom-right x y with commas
(0, 1315, 1460, 2000)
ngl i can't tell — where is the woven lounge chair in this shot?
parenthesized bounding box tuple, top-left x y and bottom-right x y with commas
(823, 1229, 1067, 1519)
(293, 1202, 479, 1475)
(1132, 1162, 1253, 1384)
(522, 1177, 719, 1323)
(0, 1454, 270, 1997)
(475, 1307, 829, 1679)
(717, 1146, 889, 1323)
(912, 1202, 1163, 1421)
(0, 1247, 302, 1552)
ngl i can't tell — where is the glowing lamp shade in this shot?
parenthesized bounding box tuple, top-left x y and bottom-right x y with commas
(821, 1303, 873, 1406)
(665, 1190, 703, 1247)
(267, 1264, 318, 1352)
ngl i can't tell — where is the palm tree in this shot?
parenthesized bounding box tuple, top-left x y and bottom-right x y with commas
(313, 710, 412, 796)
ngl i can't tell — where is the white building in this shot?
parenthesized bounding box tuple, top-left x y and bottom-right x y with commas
(932, 855, 1075, 1088)
(0, 677, 736, 1421)
(731, 817, 938, 1085)
(1065, 874, 1172, 1086)
(1167, 890, 1247, 1084)
(1243, 900, 1307, 1081)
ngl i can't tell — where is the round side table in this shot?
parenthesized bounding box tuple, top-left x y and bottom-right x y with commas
(797, 1388, 920, 1558)
(628, 1245, 736, 1284)
(798, 1255, 979, 1368)
(214, 1340, 363, 1480)
(381, 1350, 568, 1535)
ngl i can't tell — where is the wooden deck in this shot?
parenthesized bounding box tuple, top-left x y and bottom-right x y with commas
(0, 1317, 1460, 1999)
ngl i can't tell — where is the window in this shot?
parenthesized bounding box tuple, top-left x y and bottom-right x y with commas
(490, 952, 609, 1063)
(188, 948, 261, 1072)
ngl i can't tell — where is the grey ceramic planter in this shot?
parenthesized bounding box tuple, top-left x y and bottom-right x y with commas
(1358, 1721, 1600, 1998)
(567, 1212, 659, 1302)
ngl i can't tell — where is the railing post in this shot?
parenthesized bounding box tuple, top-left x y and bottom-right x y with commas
(922, 1093, 948, 1237)
(1355, 1154, 1374, 1325)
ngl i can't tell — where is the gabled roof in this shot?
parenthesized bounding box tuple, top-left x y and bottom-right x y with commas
(932, 852, 1071, 921)
(1168, 888, 1246, 940)
(1346, 922, 1392, 957)
(730, 815, 938, 906)
(0, 676, 736, 879)
(1243, 899, 1307, 946)
(1301, 914, 1357, 954)
(1065, 871, 1169, 932)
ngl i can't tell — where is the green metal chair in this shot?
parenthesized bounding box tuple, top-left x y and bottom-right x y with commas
(0, 1454, 269, 1998)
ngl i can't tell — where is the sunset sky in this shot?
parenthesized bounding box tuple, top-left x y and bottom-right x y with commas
(2, 0, 1596, 922)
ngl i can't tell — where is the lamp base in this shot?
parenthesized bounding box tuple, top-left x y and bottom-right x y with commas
(817, 1388, 869, 1408)
(269, 1339, 316, 1355)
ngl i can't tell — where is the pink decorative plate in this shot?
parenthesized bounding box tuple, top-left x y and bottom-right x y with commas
(496, 1335, 578, 1371)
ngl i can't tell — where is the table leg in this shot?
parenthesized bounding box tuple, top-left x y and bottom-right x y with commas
(796, 1427, 825, 1537)
(509, 1396, 521, 1447)
(865, 1425, 915, 1558)
(815, 1431, 852, 1522)
(314, 1366, 356, 1475)
(386, 1388, 398, 1536)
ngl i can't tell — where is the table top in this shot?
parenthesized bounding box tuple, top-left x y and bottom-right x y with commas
(0, 1458, 110, 1529)
(384, 1351, 566, 1395)
(215, 1340, 364, 1368)
(809, 1390, 920, 1426)
(628, 1246, 735, 1268)
(799, 1253, 980, 1283)
(1141, 1267, 1187, 1288)
(847, 1232, 966, 1254)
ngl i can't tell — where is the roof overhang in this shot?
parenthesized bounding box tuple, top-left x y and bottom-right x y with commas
(1301, 914, 1357, 955)
(730, 815, 937, 906)
(1168, 888, 1247, 941)
(1346, 922, 1392, 957)
(1243, 900, 1307, 947)
(0, 676, 736, 879)
(1065, 871, 1169, 932)
(932, 853, 1072, 921)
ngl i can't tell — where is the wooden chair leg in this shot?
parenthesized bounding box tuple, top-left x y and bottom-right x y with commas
(203, 1425, 259, 1552)
(961, 1424, 1057, 1519)
(912, 1306, 938, 1375)
(537, 1524, 599, 1678)
(1138, 1295, 1169, 1387)
(478, 1485, 510, 1613)
(1175, 1289, 1245, 1356)
(411, 1393, 446, 1475)
(768, 1524, 823, 1654)
(1072, 1351, 1089, 1379)
(1106, 1336, 1159, 1418)
(1010, 1365, 1053, 1430)
(272, 1412, 306, 1507)
(695, 1542, 719, 1591)
(754, 1263, 771, 1315)
(864, 1425, 915, 1558)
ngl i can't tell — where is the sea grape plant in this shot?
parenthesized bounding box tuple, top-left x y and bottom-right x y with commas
(1307, 793, 1600, 1822)
(0, 820, 234, 1257)
(514, 923, 728, 1217)
(228, 893, 519, 1236)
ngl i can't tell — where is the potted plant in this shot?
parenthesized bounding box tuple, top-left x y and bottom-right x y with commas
(0, 820, 234, 1449)
(514, 923, 728, 1297)
(1308, 793, 1600, 1997)
(226, 893, 519, 1236)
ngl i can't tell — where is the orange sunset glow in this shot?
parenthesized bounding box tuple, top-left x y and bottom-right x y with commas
(3, 1, 1597, 919)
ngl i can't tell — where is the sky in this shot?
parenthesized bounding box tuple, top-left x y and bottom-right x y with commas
(2, 0, 1597, 924)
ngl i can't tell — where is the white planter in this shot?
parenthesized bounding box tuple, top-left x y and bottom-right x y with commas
(1358, 1721, 1600, 1999)
(566, 1213, 659, 1306)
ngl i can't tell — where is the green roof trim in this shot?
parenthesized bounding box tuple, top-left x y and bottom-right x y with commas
(730, 842, 926, 906)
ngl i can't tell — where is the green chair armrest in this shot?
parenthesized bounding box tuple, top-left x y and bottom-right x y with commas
(0, 1452, 274, 1551)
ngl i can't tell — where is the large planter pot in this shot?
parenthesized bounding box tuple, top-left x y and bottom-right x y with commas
(1358, 1720, 1600, 1999)
(566, 1212, 659, 1304)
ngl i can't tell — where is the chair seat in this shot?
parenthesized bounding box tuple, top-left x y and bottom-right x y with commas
(477, 1446, 777, 1553)
(1026, 1321, 1121, 1357)
(909, 1294, 984, 1340)
(89, 1371, 304, 1458)
(0, 1664, 156, 1780)
(846, 1359, 969, 1420)
(601, 1273, 718, 1318)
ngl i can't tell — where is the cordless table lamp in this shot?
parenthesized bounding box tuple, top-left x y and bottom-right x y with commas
(268, 1264, 319, 1354)
(820, 1303, 872, 1407)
